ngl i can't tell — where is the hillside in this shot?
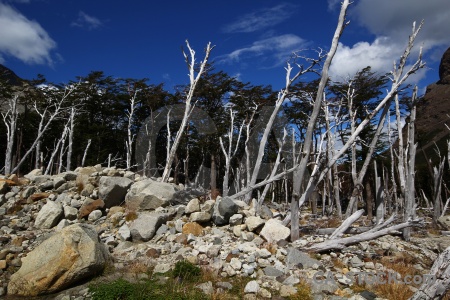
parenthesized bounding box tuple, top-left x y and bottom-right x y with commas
(415, 47, 450, 164)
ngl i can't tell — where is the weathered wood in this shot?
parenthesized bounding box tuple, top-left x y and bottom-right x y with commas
(302, 218, 423, 252)
(330, 209, 364, 239)
(317, 226, 374, 235)
(409, 246, 450, 300)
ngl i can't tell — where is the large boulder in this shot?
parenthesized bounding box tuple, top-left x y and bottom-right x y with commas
(34, 201, 64, 229)
(7, 224, 109, 296)
(98, 176, 133, 208)
(129, 212, 171, 241)
(259, 219, 290, 243)
(125, 179, 178, 210)
(212, 196, 238, 225)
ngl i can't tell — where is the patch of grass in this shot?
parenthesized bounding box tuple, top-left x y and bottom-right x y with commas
(289, 278, 313, 300)
(173, 260, 201, 282)
(125, 211, 138, 222)
(89, 276, 208, 300)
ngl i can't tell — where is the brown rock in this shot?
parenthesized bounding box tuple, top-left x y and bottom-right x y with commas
(28, 192, 50, 202)
(182, 222, 204, 236)
(146, 248, 160, 258)
(0, 178, 16, 186)
(174, 233, 188, 245)
(0, 260, 6, 270)
(11, 236, 25, 247)
(78, 199, 105, 219)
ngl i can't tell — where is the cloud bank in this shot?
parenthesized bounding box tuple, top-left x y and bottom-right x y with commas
(222, 3, 297, 34)
(0, 2, 56, 65)
(71, 11, 103, 30)
(329, 0, 450, 81)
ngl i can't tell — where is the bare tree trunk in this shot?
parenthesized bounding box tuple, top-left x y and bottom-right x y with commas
(210, 153, 216, 194)
(366, 179, 374, 221)
(81, 139, 91, 167)
(433, 159, 445, 223)
(66, 107, 76, 171)
(126, 90, 139, 170)
(45, 124, 69, 175)
(161, 41, 214, 182)
(1, 95, 19, 175)
(403, 86, 418, 241)
(219, 108, 243, 197)
(374, 161, 385, 224)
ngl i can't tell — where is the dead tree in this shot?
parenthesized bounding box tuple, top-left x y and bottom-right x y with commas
(1, 95, 19, 175)
(125, 88, 139, 170)
(396, 86, 419, 241)
(219, 108, 243, 197)
(409, 246, 450, 300)
(285, 21, 425, 227)
(11, 84, 76, 174)
(161, 41, 214, 182)
(302, 209, 423, 252)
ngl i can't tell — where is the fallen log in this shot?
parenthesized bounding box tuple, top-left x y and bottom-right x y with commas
(302, 218, 424, 252)
(409, 246, 450, 300)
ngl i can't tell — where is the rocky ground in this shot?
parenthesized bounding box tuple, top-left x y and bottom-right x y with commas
(0, 166, 449, 300)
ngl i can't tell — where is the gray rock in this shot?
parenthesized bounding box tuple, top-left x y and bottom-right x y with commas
(244, 280, 260, 294)
(21, 186, 37, 199)
(259, 205, 273, 220)
(212, 196, 238, 225)
(34, 201, 64, 229)
(196, 281, 213, 295)
(129, 212, 170, 241)
(98, 176, 133, 208)
(39, 180, 54, 190)
(63, 206, 78, 220)
(118, 224, 131, 241)
(24, 169, 42, 181)
(125, 179, 178, 210)
(229, 214, 243, 226)
(350, 256, 364, 268)
(245, 216, 265, 232)
(88, 210, 103, 222)
(286, 248, 321, 269)
(185, 198, 200, 214)
(7, 224, 109, 296)
(264, 266, 284, 277)
(190, 211, 211, 223)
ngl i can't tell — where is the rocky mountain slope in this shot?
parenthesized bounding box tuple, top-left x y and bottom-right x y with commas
(415, 47, 450, 164)
(1, 166, 449, 299)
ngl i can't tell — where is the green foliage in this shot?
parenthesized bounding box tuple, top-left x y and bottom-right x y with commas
(172, 260, 201, 282)
(89, 277, 208, 300)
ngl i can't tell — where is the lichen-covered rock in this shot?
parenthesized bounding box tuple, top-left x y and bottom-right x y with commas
(125, 179, 178, 210)
(7, 224, 109, 296)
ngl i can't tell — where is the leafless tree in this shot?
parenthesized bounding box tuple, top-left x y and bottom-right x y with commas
(1, 95, 19, 175)
(219, 108, 244, 197)
(161, 41, 214, 182)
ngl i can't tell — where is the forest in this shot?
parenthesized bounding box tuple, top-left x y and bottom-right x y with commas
(0, 1, 448, 245)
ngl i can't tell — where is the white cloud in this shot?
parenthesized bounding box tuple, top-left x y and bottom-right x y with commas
(216, 34, 308, 67)
(222, 3, 297, 33)
(0, 2, 56, 64)
(329, 0, 450, 82)
(71, 11, 103, 30)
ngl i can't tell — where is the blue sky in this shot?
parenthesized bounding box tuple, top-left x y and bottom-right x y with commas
(0, 0, 449, 94)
